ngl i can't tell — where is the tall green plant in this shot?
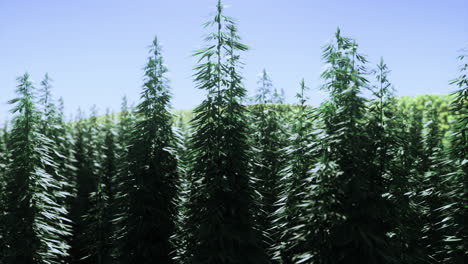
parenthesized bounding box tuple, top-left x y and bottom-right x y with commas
(250, 69, 286, 262)
(294, 29, 395, 264)
(112, 96, 134, 259)
(417, 103, 449, 262)
(172, 113, 194, 264)
(2, 73, 70, 264)
(56, 97, 77, 222)
(80, 111, 116, 264)
(182, 1, 268, 263)
(69, 108, 102, 264)
(37, 74, 73, 263)
(274, 79, 316, 264)
(38, 74, 73, 214)
(117, 36, 179, 264)
(443, 50, 467, 264)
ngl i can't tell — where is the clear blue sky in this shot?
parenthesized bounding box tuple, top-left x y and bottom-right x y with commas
(1, 0, 467, 121)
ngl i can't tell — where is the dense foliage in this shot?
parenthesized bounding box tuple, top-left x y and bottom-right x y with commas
(0, 1, 466, 264)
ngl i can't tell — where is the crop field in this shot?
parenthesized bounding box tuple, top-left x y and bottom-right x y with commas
(0, 1, 466, 264)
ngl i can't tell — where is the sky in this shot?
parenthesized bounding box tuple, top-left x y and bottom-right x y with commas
(1, 0, 467, 122)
